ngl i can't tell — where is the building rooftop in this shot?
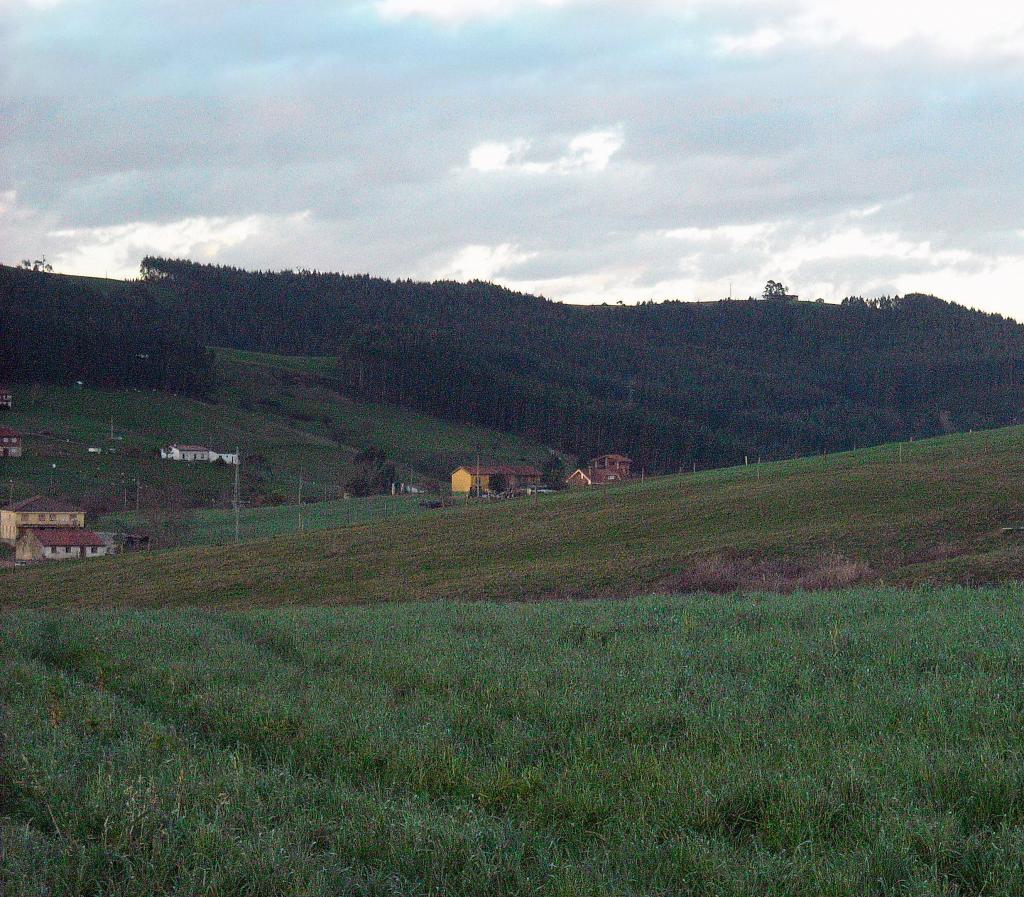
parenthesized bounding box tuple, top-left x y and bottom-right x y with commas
(29, 527, 105, 548)
(4, 495, 82, 513)
(0, 426, 20, 438)
(460, 464, 542, 477)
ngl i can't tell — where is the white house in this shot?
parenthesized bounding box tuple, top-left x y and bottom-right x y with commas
(160, 444, 239, 465)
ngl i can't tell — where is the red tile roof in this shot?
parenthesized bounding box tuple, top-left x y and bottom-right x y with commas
(4, 495, 81, 513)
(0, 426, 20, 438)
(29, 527, 105, 548)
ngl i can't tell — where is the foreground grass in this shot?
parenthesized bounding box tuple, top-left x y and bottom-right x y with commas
(8, 425, 1024, 608)
(5, 587, 1024, 895)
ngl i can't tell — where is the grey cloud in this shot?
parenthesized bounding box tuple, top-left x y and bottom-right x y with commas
(2, 1, 1024, 315)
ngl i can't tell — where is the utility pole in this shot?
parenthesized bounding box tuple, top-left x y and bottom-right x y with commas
(110, 415, 114, 441)
(233, 447, 241, 544)
(297, 473, 304, 533)
(8, 479, 13, 506)
(135, 477, 140, 512)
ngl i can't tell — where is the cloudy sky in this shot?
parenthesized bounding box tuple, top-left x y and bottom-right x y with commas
(2, 0, 1024, 315)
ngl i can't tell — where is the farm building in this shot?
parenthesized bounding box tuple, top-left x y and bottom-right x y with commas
(16, 527, 109, 562)
(567, 453, 633, 487)
(160, 444, 239, 464)
(0, 387, 11, 408)
(1, 495, 86, 544)
(451, 464, 542, 494)
(0, 426, 22, 458)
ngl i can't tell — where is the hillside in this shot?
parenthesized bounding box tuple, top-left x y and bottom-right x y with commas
(6, 424, 1024, 608)
(138, 257, 1024, 470)
(8, 260, 1024, 476)
(0, 348, 554, 519)
(98, 494, 431, 548)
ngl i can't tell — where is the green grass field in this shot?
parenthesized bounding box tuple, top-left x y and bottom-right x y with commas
(6, 587, 1024, 895)
(0, 350, 553, 513)
(7, 423, 1024, 608)
(99, 494, 433, 548)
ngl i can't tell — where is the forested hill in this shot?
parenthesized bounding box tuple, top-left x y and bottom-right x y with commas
(7, 256, 1024, 471)
(0, 264, 212, 396)
(135, 257, 1024, 470)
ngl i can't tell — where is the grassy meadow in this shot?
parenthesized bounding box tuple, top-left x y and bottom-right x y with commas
(98, 494, 433, 548)
(0, 350, 552, 513)
(7, 423, 1024, 608)
(6, 588, 1024, 895)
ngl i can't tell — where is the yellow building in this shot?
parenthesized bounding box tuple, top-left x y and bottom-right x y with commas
(1, 495, 86, 545)
(451, 464, 542, 494)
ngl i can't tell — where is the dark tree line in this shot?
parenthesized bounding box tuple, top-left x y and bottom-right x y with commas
(0, 264, 213, 395)
(17, 256, 1024, 472)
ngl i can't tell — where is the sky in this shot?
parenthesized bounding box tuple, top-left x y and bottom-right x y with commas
(2, 0, 1024, 316)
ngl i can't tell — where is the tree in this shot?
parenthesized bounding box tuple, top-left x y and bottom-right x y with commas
(488, 472, 508, 494)
(19, 257, 52, 272)
(346, 447, 396, 496)
(762, 280, 790, 302)
(542, 454, 566, 490)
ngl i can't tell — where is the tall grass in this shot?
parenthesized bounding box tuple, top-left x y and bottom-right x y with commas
(5, 587, 1024, 894)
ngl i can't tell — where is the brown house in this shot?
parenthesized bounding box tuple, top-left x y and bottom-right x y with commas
(0, 426, 22, 458)
(566, 453, 633, 487)
(16, 527, 109, 562)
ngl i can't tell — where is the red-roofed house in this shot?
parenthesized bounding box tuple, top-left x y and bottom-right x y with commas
(451, 464, 542, 494)
(16, 527, 109, 562)
(0, 426, 22, 458)
(566, 453, 633, 488)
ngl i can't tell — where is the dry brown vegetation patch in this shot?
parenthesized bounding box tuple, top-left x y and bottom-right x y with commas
(661, 552, 877, 595)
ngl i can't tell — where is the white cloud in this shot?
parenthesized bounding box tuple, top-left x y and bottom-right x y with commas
(375, 0, 1024, 57)
(716, 0, 1024, 57)
(663, 222, 776, 245)
(715, 26, 784, 56)
(467, 139, 530, 172)
(374, 0, 572, 24)
(466, 128, 624, 174)
(46, 212, 311, 279)
(434, 243, 536, 280)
